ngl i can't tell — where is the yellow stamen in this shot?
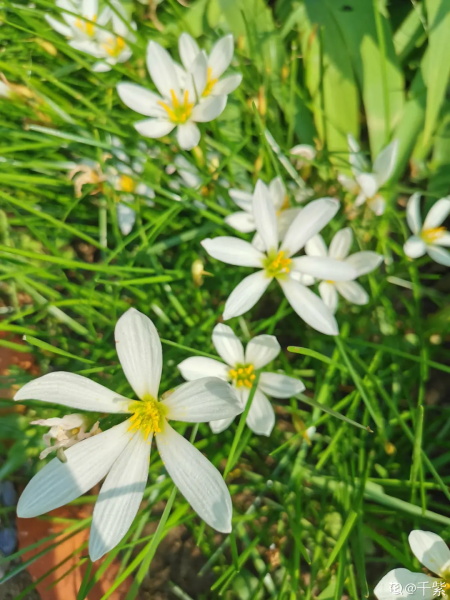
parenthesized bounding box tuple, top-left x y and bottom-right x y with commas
(158, 89, 194, 125)
(128, 396, 167, 439)
(119, 174, 135, 193)
(421, 226, 446, 244)
(102, 36, 126, 58)
(229, 364, 256, 388)
(263, 249, 292, 279)
(202, 67, 218, 97)
(75, 15, 97, 37)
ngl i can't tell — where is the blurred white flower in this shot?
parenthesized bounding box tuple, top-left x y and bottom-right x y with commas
(15, 308, 241, 561)
(338, 135, 398, 216)
(305, 228, 383, 312)
(225, 177, 301, 251)
(404, 194, 450, 266)
(32, 414, 100, 460)
(178, 323, 304, 436)
(178, 33, 242, 97)
(374, 530, 450, 600)
(202, 181, 356, 335)
(117, 41, 227, 150)
(290, 144, 316, 169)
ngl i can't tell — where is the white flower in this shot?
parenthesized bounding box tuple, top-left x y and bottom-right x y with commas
(91, 2, 136, 72)
(225, 177, 301, 251)
(178, 33, 242, 97)
(305, 228, 383, 313)
(201, 181, 357, 335)
(374, 530, 450, 600)
(178, 323, 304, 437)
(404, 194, 450, 266)
(15, 308, 242, 561)
(32, 414, 100, 460)
(117, 41, 227, 150)
(290, 144, 316, 169)
(338, 135, 398, 216)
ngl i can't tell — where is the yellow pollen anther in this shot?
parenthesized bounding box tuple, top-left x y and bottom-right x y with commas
(202, 67, 218, 97)
(229, 363, 256, 388)
(128, 397, 167, 439)
(75, 15, 97, 37)
(158, 89, 194, 125)
(421, 226, 446, 244)
(263, 250, 292, 279)
(119, 174, 135, 193)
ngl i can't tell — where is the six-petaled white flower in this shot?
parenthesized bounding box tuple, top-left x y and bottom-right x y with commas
(404, 194, 450, 266)
(338, 135, 398, 216)
(117, 41, 227, 150)
(374, 530, 450, 600)
(305, 227, 383, 313)
(202, 181, 357, 335)
(178, 323, 304, 437)
(14, 308, 242, 561)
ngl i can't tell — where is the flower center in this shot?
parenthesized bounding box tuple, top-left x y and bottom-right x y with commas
(421, 226, 446, 244)
(228, 364, 256, 388)
(158, 89, 194, 125)
(263, 249, 292, 279)
(202, 67, 218, 97)
(128, 396, 167, 439)
(75, 16, 97, 37)
(118, 174, 136, 193)
(102, 35, 126, 58)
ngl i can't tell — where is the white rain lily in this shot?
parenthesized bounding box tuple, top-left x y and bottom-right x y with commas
(117, 41, 227, 150)
(338, 135, 398, 216)
(225, 177, 301, 251)
(305, 228, 383, 313)
(202, 181, 357, 335)
(92, 2, 136, 72)
(178, 33, 242, 98)
(404, 194, 450, 266)
(290, 144, 316, 169)
(178, 324, 304, 437)
(374, 530, 450, 600)
(14, 308, 242, 561)
(32, 414, 100, 460)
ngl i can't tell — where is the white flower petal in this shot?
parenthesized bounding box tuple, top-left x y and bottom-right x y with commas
(201, 236, 264, 267)
(229, 189, 253, 211)
(156, 422, 232, 532)
(115, 308, 162, 400)
(269, 176, 287, 211)
(245, 389, 275, 436)
(17, 420, 131, 518)
(347, 134, 366, 174)
(178, 357, 228, 382)
(305, 234, 327, 258)
(147, 41, 180, 99)
(134, 118, 175, 139)
(213, 74, 242, 95)
(178, 32, 200, 70)
(89, 431, 150, 561)
(329, 228, 353, 260)
(406, 193, 422, 234)
(408, 530, 450, 577)
(45, 15, 72, 36)
(225, 211, 256, 233)
(245, 335, 280, 369)
(117, 202, 136, 236)
(423, 197, 450, 230)
(335, 280, 369, 305)
(279, 278, 339, 335)
(281, 197, 340, 257)
(258, 372, 305, 398)
(427, 244, 450, 266)
(374, 569, 437, 600)
(176, 122, 201, 150)
(223, 271, 271, 320)
(278, 208, 302, 241)
(69, 39, 105, 58)
(253, 179, 279, 252)
(404, 235, 427, 259)
(82, 0, 97, 20)
(209, 416, 235, 434)
(209, 34, 234, 79)
(292, 256, 356, 281)
(345, 251, 383, 276)
(191, 95, 227, 122)
(436, 232, 450, 246)
(356, 173, 378, 198)
(163, 377, 241, 422)
(318, 281, 339, 313)
(188, 51, 207, 100)
(368, 194, 386, 215)
(14, 372, 129, 413)
(212, 323, 244, 365)
(116, 83, 165, 118)
(338, 173, 359, 193)
(373, 139, 398, 187)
